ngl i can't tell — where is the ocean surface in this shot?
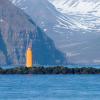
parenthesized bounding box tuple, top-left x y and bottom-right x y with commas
(0, 75, 100, 100)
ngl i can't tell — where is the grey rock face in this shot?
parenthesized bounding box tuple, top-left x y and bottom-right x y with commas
(10, 0, 100, 65)
(0, 0, 67, 66)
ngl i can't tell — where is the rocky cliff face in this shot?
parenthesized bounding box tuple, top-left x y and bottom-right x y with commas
(0, 0, 67, 66)
(11, 0, 100, 65)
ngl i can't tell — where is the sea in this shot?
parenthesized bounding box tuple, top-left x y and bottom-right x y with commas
(0, 75, 100, 100)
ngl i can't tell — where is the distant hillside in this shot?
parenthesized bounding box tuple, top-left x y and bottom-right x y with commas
(11, 0, 100, 65)
(0, 0, 67, 65)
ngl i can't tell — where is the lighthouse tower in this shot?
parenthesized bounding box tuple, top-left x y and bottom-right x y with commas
(26, 48, 33, 68)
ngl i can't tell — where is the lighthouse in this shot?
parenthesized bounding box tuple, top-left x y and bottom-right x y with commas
(26, 48, 33, 68)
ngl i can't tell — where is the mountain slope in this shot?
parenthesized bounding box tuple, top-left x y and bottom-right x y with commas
(49, 0, 100, 30)
(11, 0, 100, 65)
(48, 0, 100, 64)
(0, 0, 67, 65)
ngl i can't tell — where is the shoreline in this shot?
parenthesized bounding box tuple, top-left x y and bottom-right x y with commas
(0, 66, 100, 74)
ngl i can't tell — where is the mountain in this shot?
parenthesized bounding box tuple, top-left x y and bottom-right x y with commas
(49, 0, 100, 30)
(0, 0, 67, 66)
(11, 0, 100, 65)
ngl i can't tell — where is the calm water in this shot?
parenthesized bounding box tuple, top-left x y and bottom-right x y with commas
(0, 75, 100, 100)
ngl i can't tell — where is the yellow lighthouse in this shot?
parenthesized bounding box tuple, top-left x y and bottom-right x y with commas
(26, 48, 33, 68)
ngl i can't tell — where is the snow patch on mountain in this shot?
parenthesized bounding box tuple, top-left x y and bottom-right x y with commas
(48, 0, 100, 30)
(49, 0, 100, 15)
(10, 0, 27, 9)
(0, 19, 4, 23)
